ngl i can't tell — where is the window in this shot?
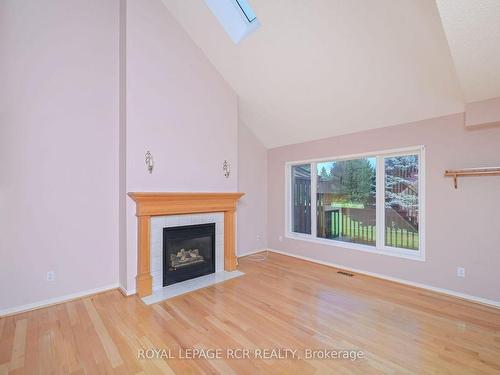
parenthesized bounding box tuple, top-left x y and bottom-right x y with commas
(286, 147, 424, 260)
(291, 164, 311, 234)
(235, 0, 257, 23)
(317, 158, 376, 246)
(384, 155, 419, 250)
(205, 0, 260, 44)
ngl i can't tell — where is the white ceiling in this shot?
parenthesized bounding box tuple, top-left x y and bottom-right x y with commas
(164, 0, 467, 148)
(436, 0, 500, 103)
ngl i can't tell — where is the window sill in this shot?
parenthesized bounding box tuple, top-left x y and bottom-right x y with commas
(285, 232, 425, 261)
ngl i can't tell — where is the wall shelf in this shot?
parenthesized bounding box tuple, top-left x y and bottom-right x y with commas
(444, 167, 500, 189)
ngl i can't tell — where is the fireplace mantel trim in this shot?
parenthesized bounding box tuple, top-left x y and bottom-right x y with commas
(128, 192, 244, 297)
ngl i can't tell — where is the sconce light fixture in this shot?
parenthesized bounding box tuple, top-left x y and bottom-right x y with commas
(145, 151, 154, 174)
(223, 160, 230, 178)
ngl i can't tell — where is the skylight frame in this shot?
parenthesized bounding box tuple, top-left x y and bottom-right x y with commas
(235, 0, 257, 23)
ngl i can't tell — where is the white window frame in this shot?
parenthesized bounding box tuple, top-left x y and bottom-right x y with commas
(285, 145, 425, 261)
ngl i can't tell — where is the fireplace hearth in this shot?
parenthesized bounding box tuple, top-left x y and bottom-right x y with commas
(163, 223, 215, 286)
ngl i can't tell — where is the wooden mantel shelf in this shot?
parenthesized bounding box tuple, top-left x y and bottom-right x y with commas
(128, 192, 245, 297)
(128, 192, 245, 216)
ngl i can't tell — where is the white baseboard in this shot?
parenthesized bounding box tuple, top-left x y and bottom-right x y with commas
(237, 248, 268, 258)
(119, 284, 136, 296)
(4, 250, 497, 316)
(0, 283, 120, 317)
(268, 248, 500, 309)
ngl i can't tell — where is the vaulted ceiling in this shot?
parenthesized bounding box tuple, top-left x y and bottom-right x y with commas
(164, 0, 499, 148)
(436, 0, 500, 103)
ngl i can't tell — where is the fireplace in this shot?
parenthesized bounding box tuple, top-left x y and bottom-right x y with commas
(162, 223, 216, 286)
(128, 192, 244, 297)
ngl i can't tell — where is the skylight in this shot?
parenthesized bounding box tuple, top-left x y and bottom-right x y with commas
(235, 0, 257, 23)
(205, 0, 260, 44)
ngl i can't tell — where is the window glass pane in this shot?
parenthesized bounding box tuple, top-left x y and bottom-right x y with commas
(384, 155, 419, 250)
(235, 0, 257, 23)
(291, 164, 311, 234)
(317, 158, 376, 245)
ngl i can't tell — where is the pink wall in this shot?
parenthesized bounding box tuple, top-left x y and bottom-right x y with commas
(268, 113, 500, 302)
(123, 0, 238, 291)
(237, 122, 267, 255)
(465, 97, 500, 128)
(0, 0, 120, 310)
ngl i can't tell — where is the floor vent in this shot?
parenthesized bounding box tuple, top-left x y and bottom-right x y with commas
(337, 271, 355, 277)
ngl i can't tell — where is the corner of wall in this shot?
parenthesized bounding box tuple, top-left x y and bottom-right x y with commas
(237, 121, 268, 256)
(118, 0, 128, 290)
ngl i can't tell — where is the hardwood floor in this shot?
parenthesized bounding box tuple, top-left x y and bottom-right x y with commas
(1, 252, 500, 374)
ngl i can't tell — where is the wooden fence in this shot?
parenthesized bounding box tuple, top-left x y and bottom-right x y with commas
(320, 209, 418, 250)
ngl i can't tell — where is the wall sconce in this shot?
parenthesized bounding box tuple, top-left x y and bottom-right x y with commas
(223, 160, 230, 178)
(145, 151, 154, 174)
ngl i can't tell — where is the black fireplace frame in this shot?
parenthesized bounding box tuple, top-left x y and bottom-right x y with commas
(162, 223, 216, 287)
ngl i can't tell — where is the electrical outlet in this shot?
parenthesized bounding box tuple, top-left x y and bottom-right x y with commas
(279, 236, 283, 242)
(456, 267, 465, 278)
(257, 234, 261, 241)
(47, 271, 56, 282)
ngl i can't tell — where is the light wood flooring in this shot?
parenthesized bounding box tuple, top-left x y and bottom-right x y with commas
(1, 252, 500, 374)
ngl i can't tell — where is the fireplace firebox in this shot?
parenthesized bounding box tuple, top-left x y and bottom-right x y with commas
(162, 223, 215, 286)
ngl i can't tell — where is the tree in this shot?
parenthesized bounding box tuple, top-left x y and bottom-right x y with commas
(384, 156, 419, 229)
(330, 159, 375, 205)
(384, 156, 418, 209)
(319, 165, 329, 181)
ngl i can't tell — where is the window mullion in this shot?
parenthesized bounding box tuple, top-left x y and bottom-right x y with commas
(286, 164, 291, 234)
(311, 162, 317, 238)
(376, 156, 384, 249)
